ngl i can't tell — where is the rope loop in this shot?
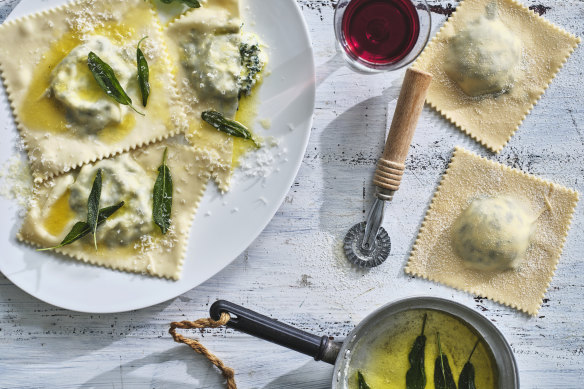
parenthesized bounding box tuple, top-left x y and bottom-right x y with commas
(169, 312, 236, 389)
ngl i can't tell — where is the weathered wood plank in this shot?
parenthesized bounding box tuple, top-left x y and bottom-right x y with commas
(1, 0, 584, 388)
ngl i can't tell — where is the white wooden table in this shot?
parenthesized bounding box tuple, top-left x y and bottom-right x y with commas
(1, 0, 583, 387)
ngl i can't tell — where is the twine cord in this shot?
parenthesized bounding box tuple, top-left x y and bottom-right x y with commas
(169, 312, 236, 389)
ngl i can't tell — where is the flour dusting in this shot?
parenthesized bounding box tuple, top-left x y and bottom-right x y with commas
(291, 231, 395, 306)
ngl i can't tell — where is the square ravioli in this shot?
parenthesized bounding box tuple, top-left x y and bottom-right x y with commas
(0, 0, 186, 182)
(164, 0, 263, 192)
(413, 0, 580, 152)
(405, 147, 579, 315)
(17, 141, 209, 280)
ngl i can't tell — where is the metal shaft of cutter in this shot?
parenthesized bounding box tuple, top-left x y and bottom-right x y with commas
(360, 189, 395, 252)
(361, 198, 385, 252)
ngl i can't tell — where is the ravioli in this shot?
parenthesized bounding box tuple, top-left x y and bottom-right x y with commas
(164, 0, 261, 191)
(17, 140, 209, 280)
(413, 0, 580, 152)
(444, 5, 522, 97)
(0, 0, 186, 182)
(405, 147, 579, 315)
(452, 196, 536, 271)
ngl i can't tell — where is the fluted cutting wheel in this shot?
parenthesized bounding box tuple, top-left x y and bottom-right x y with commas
(343, 221, 391, 268)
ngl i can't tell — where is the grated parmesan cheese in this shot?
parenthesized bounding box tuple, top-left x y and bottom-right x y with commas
(0, 155, 34, 211)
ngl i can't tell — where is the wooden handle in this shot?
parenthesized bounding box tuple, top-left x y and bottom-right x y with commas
(373, 67, 432, 192)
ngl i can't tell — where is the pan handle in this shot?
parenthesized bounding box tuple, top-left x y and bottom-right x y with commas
(210, 300, 341, 365)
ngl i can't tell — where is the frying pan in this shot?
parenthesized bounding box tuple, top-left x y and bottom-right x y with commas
(210, 297, 519, 388)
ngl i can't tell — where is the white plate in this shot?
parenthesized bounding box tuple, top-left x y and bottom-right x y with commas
(0, 0, 315, 313)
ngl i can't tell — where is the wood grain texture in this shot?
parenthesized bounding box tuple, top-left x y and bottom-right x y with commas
(1, 0, 584, 388)
(375, 68, 432, 191)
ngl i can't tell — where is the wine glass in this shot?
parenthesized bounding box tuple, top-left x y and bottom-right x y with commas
(334, 0, 431, 73)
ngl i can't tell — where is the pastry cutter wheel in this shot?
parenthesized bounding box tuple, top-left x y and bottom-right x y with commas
(344, 67, 432, 267)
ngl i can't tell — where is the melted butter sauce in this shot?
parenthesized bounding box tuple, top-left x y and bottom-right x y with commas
(99, 114, 136, 144)
(20, 6, 170, 142)
(43, 190, 76, 236)
(80, 222, 165, 257)
(75, 75, 105, 102)
(20, 32, 81, 133)
(349, 309, 497, 389)
(232, 77, 263, 167)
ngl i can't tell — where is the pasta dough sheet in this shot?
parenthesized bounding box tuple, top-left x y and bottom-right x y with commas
(405, 147, 579, 315)
(0, 0, 186, 182)
(412, 0, 580, 152)
(163, 0, 241, 192)
(17, 140, 210, 280)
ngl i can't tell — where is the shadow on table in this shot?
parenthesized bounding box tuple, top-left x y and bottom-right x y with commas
(315, 52, 345, 87)
(78, 349, 333, 388)
(0, 277, 175, 363)
(79, 346, 223, 389)
(316, 70, 404, 234)
(262, 359, 333, 389)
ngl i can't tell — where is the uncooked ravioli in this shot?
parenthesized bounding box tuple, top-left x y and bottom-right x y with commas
(412, 0, 581, 152)
(452, 196, 536, 271)
(405, 147, 579, 315)
(444, 5, 521, 97)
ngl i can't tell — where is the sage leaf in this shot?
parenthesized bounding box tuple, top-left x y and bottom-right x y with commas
(458, 340, 480, 389)
(38, 222, 92, 252)
(87, 168, 102, 250)
(159, 0, 201, 8)
(434, 333, 456, 389)
(38, 201, 125, 251)
(201, 110, 260, 147)
(357, 371, 371, 389)
(136, 37, 150, 107)
(406, 313, 427, 389)
(97, 201, 126, 221)
(87, 51, 144, 116)
(153, 148, 173, 234)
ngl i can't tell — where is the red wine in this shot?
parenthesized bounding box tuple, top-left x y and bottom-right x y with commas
(341, 0, 420, 65)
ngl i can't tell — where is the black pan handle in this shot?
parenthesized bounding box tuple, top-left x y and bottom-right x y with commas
(210, 300, 340, 364)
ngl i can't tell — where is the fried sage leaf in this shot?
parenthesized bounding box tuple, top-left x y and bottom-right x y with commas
(87, 168, 102, 250)
(136, 37, 150, 107)
(98, 202, 126, 221)
(38, 202, 125, 251)
(434, 333, 456, 389)
(159, 0, 201, 8)
(39, 221, 93, 252)
(406, 313, 427, 389)
(458, 340, 480, 389)
(153, 148, 173, 234)
(87, 51, 144, 116)
(357, 371, 371, 389)
(201, 110, 260, 147)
